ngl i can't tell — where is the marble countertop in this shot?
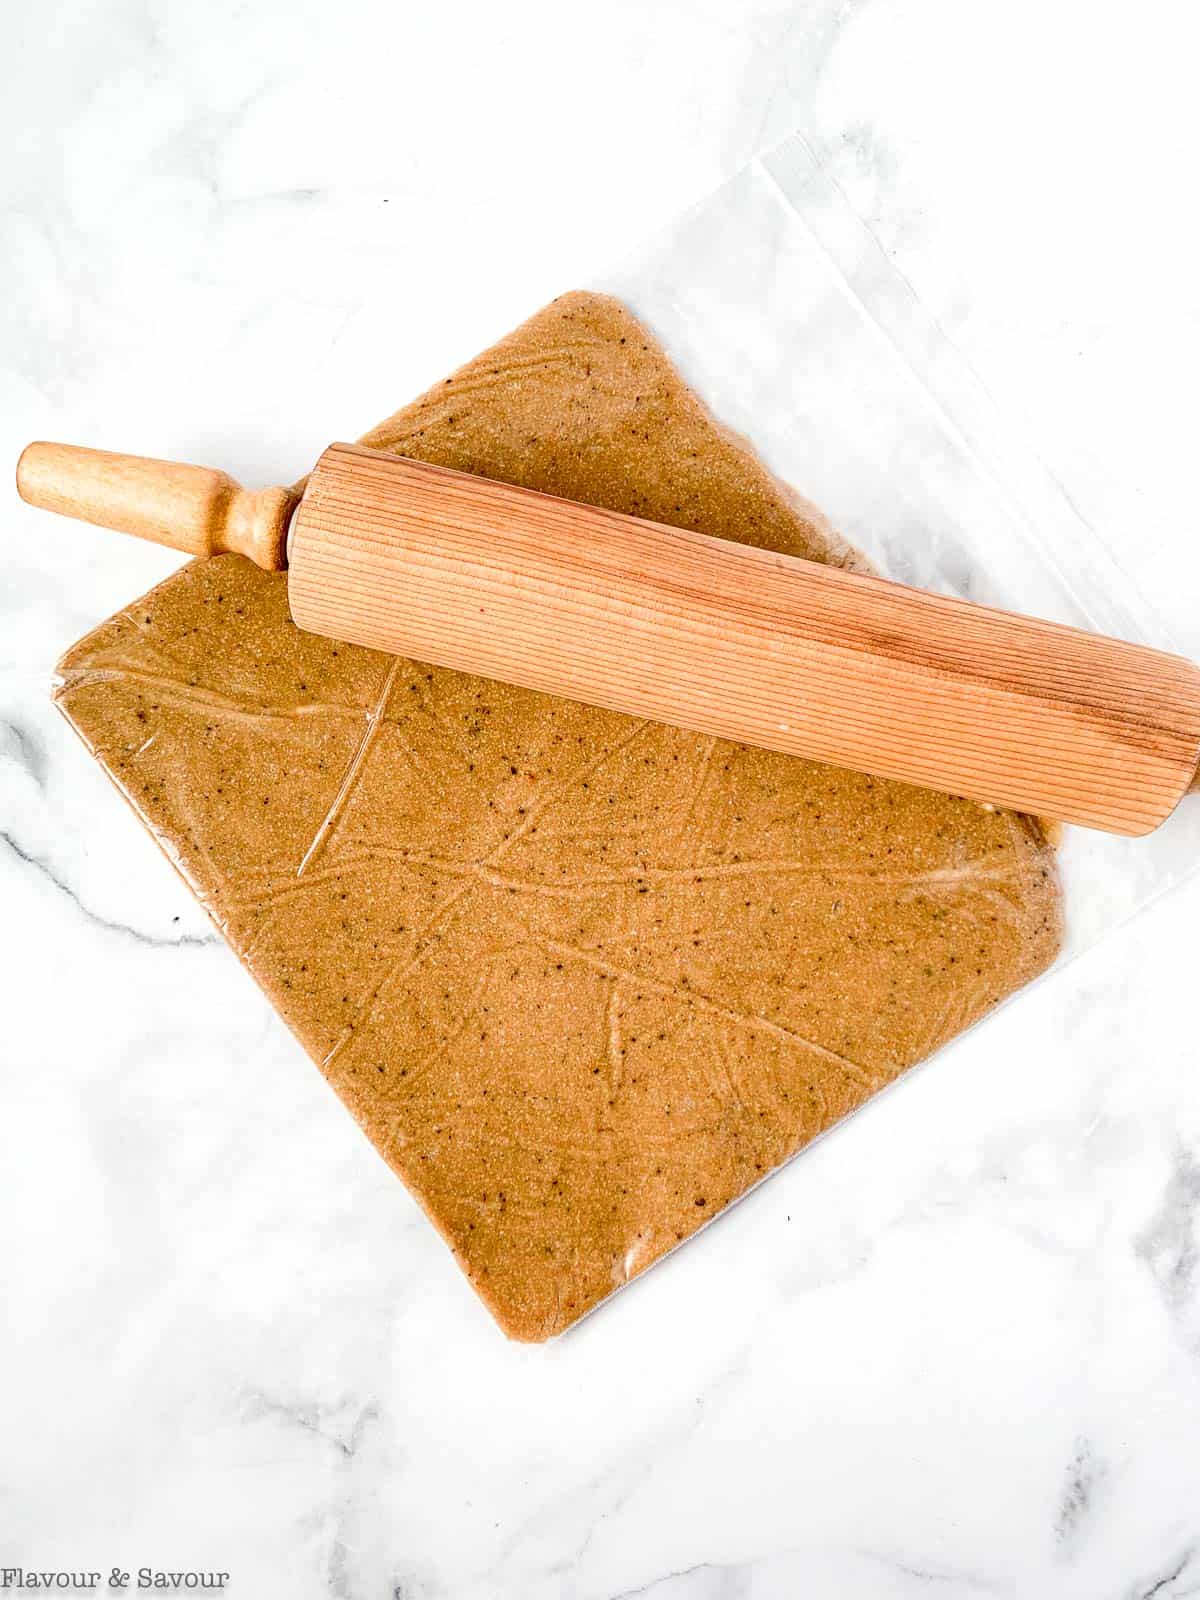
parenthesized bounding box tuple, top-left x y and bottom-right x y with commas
(3, 2, 1200, 1595)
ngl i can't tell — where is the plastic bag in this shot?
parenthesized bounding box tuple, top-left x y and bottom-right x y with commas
(38, 131, 1200, 1342)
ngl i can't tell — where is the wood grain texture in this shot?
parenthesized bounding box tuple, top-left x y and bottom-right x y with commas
(16, 441, 295, 570)
(290, 443, 1200, 837)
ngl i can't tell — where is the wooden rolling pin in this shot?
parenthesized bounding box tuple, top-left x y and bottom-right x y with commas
(17, 438, 1200, 836)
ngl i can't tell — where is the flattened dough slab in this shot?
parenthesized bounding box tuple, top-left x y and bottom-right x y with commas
(54, 293, 1063, 1340)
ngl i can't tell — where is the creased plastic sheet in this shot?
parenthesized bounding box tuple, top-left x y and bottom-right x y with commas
(51, 133, 1198, 1342)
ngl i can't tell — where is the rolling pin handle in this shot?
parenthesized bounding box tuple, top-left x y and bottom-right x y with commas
(15, 441, 295, 571)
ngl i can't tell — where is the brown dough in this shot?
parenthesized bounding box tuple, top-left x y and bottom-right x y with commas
(54, 292, 1063, 1340)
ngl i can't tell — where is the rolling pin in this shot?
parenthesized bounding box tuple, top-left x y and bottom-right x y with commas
(16, 438, 1200, 837)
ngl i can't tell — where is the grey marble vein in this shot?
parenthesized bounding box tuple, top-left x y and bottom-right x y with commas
(1135, 1147, 1200, 1316)
(0, 827, 217, 948)
(0, 716, 48, 790)
(1131, 1547, 1197, 1600)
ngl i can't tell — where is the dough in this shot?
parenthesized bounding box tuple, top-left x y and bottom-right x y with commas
(54, 293, 1063, 1340)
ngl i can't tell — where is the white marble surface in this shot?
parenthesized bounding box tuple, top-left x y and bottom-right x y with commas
(3, 2, 1200, 1595)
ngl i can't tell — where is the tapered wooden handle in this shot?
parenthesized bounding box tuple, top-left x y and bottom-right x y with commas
(290, 444, 1200, 836)
(16, 442, 295, 570)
